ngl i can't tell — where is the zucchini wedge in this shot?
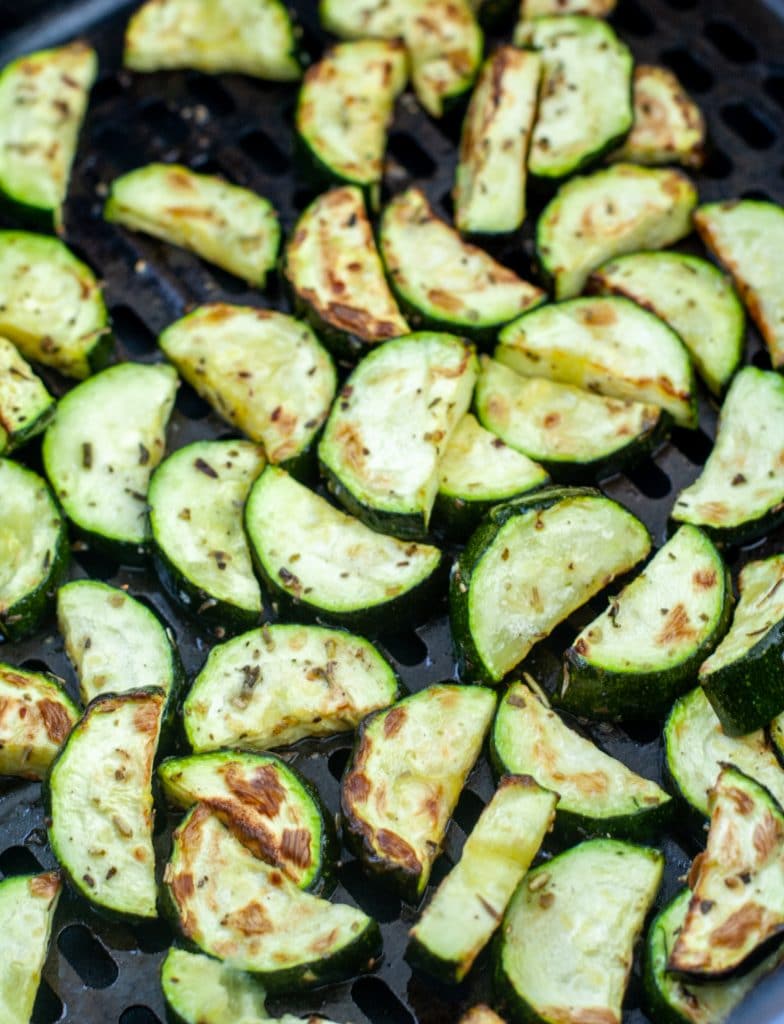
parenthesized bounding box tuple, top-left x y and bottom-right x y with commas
(668, 766, 784, 979)
(453, 46, 541, 236)
(380, 188, 545, 342)
(342, 683, 496, 901)
(451, 487, 650, 684)
(496, 297, 697, 428)
(48, 688, 165, 920)
(318, 332, 477, 538)
(475, 355, 665, 479)
(493, 681, 671, 839)
(0, 459, 69, 642)
(408, 775, 556, 982)
(0, 41, 97, 232)
(245, 467, 443, 630)
(183, 623, 398, 753)
(0, 871, 62, 1024)
(283, 186, 409, 359)
(43, 361, 178, 558)
(536, 164, 697, 299)
(560, 526, 732, 721)
(0, 663, 78, 779)
(671, 367, 784, 544)
(163, 805, 380, 991)
(515, 16, 632, 181)
(105, 164, 280, 286)
(699, 554, 784, 736)
(589, 252, 744, 397)
(148, 439, 265, 635)
(497, 839, 663, 1024)
(0, 336, 55, 453)
(123, 0, 301, 80)
(0, 230, 111, 379)
(161, 948, 268, 1024)
(521, 0, 616, 13)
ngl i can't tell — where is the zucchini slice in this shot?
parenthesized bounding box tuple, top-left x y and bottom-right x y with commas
(671, 367, 784, 544)
(451, 487, 651, 684)
(161, 948, 268, 1024)
(183, 623, 398, 753)
(342, 683, 496, 901)
(493, 681, 670, 839)
(380, 188, 545, 341)
(561, 526, 732, 721)
(148, 439, 265, 634)
(105, 164, 280, 286)
(668, 766, 784, 979)
(123, 0, 301, 80)
(43, 361, 178, 558)
(515, 16, 632, 181)
(0, 871, 62, 1024)
(475, 355, 664, 478)
(408, 775, 556, 982)
(536, 164, 697, 300)
(283, 186, 409, 359)
(0, 336, 55, 453)
(496, 297, 697, 428)
(48, 689, 165, 920)
(589, 252, 744, 397)
(318, 332, 477, 538)
(296, 39, 407, 209)
(0, 230, 111, 379)
(497, 839, 663, 1024)
(0, 663, 78, 780)
(0, 459, 69, 642)
(245, 467, 443, 630)
(163, 805, 380, 991)
(520, 0, 615, 13)
(453, 46, 541, 236)
(699, 554, 784, 736)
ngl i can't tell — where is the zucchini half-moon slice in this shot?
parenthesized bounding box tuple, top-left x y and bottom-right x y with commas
(0, 872, 62, 1024)
(0, 663, 78, 780)
(0, 336, 55, 453)
(161, 948, 268, 1024)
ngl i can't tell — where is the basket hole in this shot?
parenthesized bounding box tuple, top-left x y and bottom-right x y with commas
(352, 976, 415, 1024)
(111, 304, 158, 359)
(378, 629, 428, 667)
(741, 187, 775, 202)
(765, 75, 784, 111)
(721, 103, 776, 150)
(660, 48, 714, 92)
(612, 0, 656, 36)
(428, 849, 454, 888)
(328, 746, 351, 782)
(138, 100, 190, 146)
(32, 979, 64, 1024)
(701, 146, 734, 179)
(175, 381, 212, 419)
(186, 75, 236, 116)
(0, 845, 43, 877)
(58, 925, 119, 989)
(704, 20, 758, 63)
(119, 1009, 163, 1024)
(339, 860, 402, 922)
(291, 187, 320, 212)
(72, 548, 121, 582)
(20, 658, 54, 675)
(671, 427, 713, 465)
(91, 74, 127, 108)
(624, 459, 673, 499)
(452, 787, 485, 836)
(239, 130, 291, 175)
(387, 131, 437, 179)
(130, 920, 175, 954)
(752, 348, 772, 368)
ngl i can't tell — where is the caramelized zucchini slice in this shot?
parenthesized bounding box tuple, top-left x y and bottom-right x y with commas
(161, 948, 268, 1024)
(0, 336, 55, 453)
(0, 872, 62, 1024)
(0, 664, 77, 779)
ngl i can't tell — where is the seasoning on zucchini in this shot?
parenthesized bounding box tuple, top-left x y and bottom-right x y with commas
(0, 663, 78, 779)
(0, 872, 62, 1024)
(0, 41, 97, 231)
(0, 336, 55, 453)
(671, 367, 784, 544)
(183, 623, 398, 753)
(453, 46, 541, 236)
(536, 164, 697, 299)
(318, 332, 477, 538)
(493, 681, 671, 839)
(560, 526, 731, 721)
(283, 186, 409, 359)
(498, 295, 697, 429)
(588, 252, 744, 397)
(43, 361, 178, 559)
(408, 775, 556, 982)
(161, 948, 268, 1024)
(520, 0, 616, 14)
(0, 230, 111, 378)
(497, 839, 663, 1024)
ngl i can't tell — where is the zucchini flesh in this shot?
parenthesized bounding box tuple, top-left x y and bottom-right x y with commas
(161, 948, 268, 1024)
(0, 872, 61, 1024)
(498, 839, 663, 1024)
(318, 332, 477, 537)
(183, 623, 397, 753)
(671, 367, 784, 543)
(123, 0, 301, 80)
(589, 252, 744, 397)
(105, 164, 280, 286)
(43, 361, 178, 554)
(0, 663, 78, 779)
(536, 163, 697, 299)
(342, 683, 496, 900)
(0, 41, 97, 230)
(497, 297, 697, 428)
(561, 526, 731, 721)
(453, 46, 541, 235)
(408, 775, 556, 982)
(521, 0, 615, 13)
(493, 682, 670, 838)
(0, 335, 54, 453)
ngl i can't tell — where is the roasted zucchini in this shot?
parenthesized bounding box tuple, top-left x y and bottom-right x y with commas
(0, 663, 78, 779)
(0, 336, 55, 453)
(0, 871, 62, 1024)
(161, 948, 268, 1024)
(520, 0, 616, 14)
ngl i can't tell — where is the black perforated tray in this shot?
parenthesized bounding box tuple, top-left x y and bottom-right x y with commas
(2, 1, 784, 1021)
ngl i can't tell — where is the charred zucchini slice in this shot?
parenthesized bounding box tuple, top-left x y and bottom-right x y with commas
(161, 948, 268, 1024)
(183, 623, 398, 753)
(0, 336, 55, 453)
(520, 0, 615, 14)
(342, 683, 496, 901)
(493, 681, 670, 839)
(536, 164, 697, 299)
(0, 664, 77, 779)
(318, 332, 477, 538)
(561, 526, 731, 721)
(0, 871, 62, 1024)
